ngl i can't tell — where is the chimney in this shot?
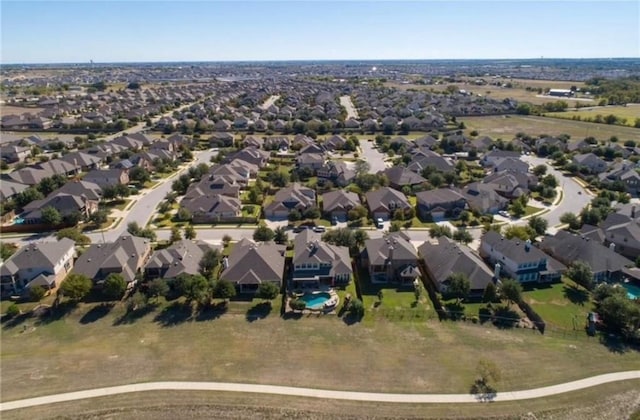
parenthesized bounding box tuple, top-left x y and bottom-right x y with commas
(632, 206, 636, 219)
(609, 242, 616, 252)
(222, 256, 229, 269)
(525, 239, 531, 252)
(494, 262, 501, 279)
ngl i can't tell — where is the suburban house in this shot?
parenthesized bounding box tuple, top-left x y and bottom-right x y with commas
(323, 134, 347, 151)
(414, 135, 439, 150)
(209, 132, 234, 147)
(482, 170, 535, 198)
(406, 150, 455, 174)
(362, 233, 420, 284)
(480, 150, 521, 167)
(56, 180, 104, 202)
(21, 192, 98, 224)
(380, 166, 427, 190)
(415, 188, 467, 220)
(418, 236, 494, 297)
(180, 194, 242, 223)
(365, 187, 411, 220)
(539, 230, 633, 283)
(462, 182, 509, 214)
(219, 239, 285, 293)
(479, 231, 565, 284)
(144, 240, 216, 281)
(0, 145, 30, 163)
(0, 238, 75, 297)
(316, 160, 355, 187)
(263, 183, 316, 219)
(186, 175, 241, 199)
(291, 230, 352, 289)
(0, 179, 29, 201)
(488, 157, 529, 174)
(223, 147, 270, 168)
(321, 190, 361, 220)
(73, 235, 152, 286)
(83, 168, 130, 188)
(296, 153, 325, 172)
(573, 153, 608, 174)
(598, 212, 640, 259)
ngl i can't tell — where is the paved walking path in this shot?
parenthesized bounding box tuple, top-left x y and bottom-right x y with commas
(2, 371, 638, 411)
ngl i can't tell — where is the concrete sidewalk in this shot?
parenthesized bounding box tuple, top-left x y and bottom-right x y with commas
(2, 371, 638, 411)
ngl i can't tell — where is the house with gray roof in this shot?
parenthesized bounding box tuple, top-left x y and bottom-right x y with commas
(539, 230, 633, 283)
(416, 188, 467, 220)
(73, 235, 152, 285)
(292, 230, 352, 288)
(317, 160, 355, 187)
(0, 179, 29, 201)
(5, 166, 53, 186)
(0, 238, 75, 297)
(145, 240, 218, 281)
(380, 166, 427, 190)
(321, 190, 361, 220)
(21, 192, 98, 225)
(0, 145, 30, 163)
(365, 187, 411, 220)
(572, 153, 608, 174)
(362, 232, 419, 284)
(181, 193, 242, 223)
(223, 146, 270, 168)
(220, 239, 285, 293)
(462, 182, 509, 214)
(419, 236, 494, 297)
(83, 168, 129, 188)
(264, 183, 316, 219)
(479, 231, 565, 284)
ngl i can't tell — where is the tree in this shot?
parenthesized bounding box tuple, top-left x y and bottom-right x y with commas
(482, 281, 497, 303)
(355, 160, 371, 176)
(473, 359, 501, 395)
(499, 278, 522, 305)
(503, 225, 535, 241)
(598, 294, 640, 336)
(532, 164, 547, 177)
(213, 279, 236, 302)
(509, 200, 525, 218)
(222, 234, 232, 247)
(256, 282, 280, 302)
(528, 216, 548, 236)
(353, 230, 369, 249)
(29, 285, 46, 302)
(181, 274, 210, 305)
(127, 221, 142, 236)
(101, 185, 117, 201)
(184, 225, 197, 240)
(253, 225, 275, 242)
(429, 224, 452, 238)
(290, 299, 306, 311)
(348, 298, 365, 318)
(176, 207, 192, 222)
(60, 273, 92, 302)
(41, 206, 62, 226)
(147, 278, 169, 301)
(103, 273, 127, 300)
(6, 303, 20, 318)
(199, 248, 221, 278)
(566, 261, 595, 291)
(274, 226, 288, 245)
(446, 273, 471, 303)
(560, 212, 581, 230)
(129, 167, 151, 184)
(56, 227, 91, 245)
(453, 229, 473, 244)
(170, 226, 182, 243)
(89, 209, 109, 226)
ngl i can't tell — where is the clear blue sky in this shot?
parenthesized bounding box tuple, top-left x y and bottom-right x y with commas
(1, 1, 638, 63)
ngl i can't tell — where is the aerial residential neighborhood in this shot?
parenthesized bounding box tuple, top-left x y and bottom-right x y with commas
(1, 1, 639, 419)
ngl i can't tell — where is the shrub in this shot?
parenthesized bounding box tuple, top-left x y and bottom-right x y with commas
(29, 286, 46, 302)
(6, 303, 20, 318)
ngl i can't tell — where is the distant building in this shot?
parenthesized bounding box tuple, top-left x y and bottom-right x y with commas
(548, 89, 573, 97)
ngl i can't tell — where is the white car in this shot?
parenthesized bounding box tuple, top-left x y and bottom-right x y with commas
(498, 211, 510, 218)
(376, 218, 385, 228)
(313, 226, 326, 233)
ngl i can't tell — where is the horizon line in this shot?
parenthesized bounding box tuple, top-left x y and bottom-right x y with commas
(2, 56, 639, 66)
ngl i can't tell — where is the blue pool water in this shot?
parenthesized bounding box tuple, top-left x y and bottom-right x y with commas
(299, 292, 331, 309)
(14, 217, 24, 225)
(622, 283, 640, 300)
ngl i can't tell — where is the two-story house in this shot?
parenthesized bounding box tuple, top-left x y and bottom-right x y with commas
(0, 238, 76, 297)
(220, 238, 285, 293)
(365, 187, 411, 220)
(415, 188, 467, 220)
(264, 183, 316, 219)
(479, 231, 565, 284)
(362, 233, 420, 284)
(291, 230, 352, 289)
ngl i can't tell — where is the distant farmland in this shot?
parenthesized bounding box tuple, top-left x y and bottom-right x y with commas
(461, 115, 640, 141)
(545, 104, 640, 127)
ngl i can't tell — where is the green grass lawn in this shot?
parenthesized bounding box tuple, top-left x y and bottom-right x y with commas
(545, 105, 640, 127)
(103, 199, 131, 211)
(523, 278, 592, 330)
(524, 205, 544, 216)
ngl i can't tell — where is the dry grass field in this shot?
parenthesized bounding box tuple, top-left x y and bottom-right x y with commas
(0, 106, 44, 117)
(546, 104, 640, 127)
(2, 300, 638, 407)
(461, 115, 640, 141)
(3, 383, 640, 420)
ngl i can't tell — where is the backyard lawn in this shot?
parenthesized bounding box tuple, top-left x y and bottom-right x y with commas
(523, 278, 592, 330)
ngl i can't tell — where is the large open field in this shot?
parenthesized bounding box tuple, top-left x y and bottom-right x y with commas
(2, 300, 638, 408)
(460, 115, 640, 141)
(545, 104, 640, 127)
(0, 106, 44, 117)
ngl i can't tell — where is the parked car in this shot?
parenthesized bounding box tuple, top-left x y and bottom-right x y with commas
(376, 218, 384, 228)
(313, 226, 326, 233)
(498, 210, 510, 218)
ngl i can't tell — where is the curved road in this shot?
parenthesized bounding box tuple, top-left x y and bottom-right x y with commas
(1, 371, 639, 411)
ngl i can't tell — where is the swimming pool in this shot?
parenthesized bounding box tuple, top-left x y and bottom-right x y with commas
(299, 292, 331, 309)
(622, 283, 640, 300)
